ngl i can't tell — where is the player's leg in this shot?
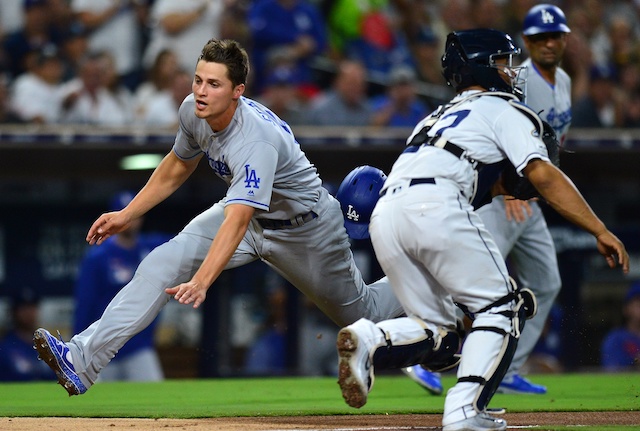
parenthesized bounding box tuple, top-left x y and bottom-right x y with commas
(369, 184, 517, 429)
(500, 204, 561, 393)
(37, 203, 257, 392)
(262, 188, 404, 327)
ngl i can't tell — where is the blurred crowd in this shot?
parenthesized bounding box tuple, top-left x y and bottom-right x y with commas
(1, 0, 640, 129)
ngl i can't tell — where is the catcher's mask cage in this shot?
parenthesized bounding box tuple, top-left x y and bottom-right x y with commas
(441, 28, 526, 98)
(336, 165, 387, 240)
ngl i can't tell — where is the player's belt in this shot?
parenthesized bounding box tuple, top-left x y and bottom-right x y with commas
(380, 177, 436, 197)
(257, 211, 318, 230)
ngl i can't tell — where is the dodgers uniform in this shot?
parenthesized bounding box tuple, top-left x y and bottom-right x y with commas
(477, 57, 571, 381)
(65, 95, 404, 388)
(366, 90, 550, 425)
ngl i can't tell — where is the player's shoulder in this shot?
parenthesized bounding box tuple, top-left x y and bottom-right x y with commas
(481, 91, 544, 132)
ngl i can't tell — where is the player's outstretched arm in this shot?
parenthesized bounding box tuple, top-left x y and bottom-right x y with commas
(86, 151, 201, 245)
(166, 203, 255, 308)
(524, 159, 630, 273)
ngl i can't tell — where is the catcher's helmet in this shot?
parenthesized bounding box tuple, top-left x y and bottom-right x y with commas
(335, 165, 387, 240)
(441, 28, 524, 96)
(523, 4, 571, 36)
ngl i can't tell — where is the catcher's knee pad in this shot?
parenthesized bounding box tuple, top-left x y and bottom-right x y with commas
(419, 322, 464, 372)
(371, 318, 460, 370)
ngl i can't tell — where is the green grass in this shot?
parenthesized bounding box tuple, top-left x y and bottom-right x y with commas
(1, 372, 639, 419)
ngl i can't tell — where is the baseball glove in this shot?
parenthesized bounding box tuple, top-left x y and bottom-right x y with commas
(501, 120, 561, 200)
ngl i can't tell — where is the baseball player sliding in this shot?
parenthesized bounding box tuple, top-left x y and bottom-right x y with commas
(33, 38, 406, 396)
(335, 29, 628, 431)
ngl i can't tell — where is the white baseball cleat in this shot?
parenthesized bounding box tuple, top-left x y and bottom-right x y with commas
(443, 412, 507, 431)
(336, 327, 374, 408)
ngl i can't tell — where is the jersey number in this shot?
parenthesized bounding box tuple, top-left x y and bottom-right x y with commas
(433, 110, 470, 136)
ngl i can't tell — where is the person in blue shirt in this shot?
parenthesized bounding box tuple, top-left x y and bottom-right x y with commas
(73, 191, 170, 381)
(247, 0, 327, 95)
(601, 282, 640, 371)
(0, 288, 54, 381)
(370, 65, 430, 127)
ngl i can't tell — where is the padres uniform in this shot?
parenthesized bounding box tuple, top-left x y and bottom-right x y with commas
(367, 90, 550, 425)
(65, 95, 404, 388)
(477, 57, 571, 382)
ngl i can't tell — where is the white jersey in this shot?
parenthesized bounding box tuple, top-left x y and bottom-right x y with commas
(522, 58, 572, 144)
(384, 90, 550, 201)
(173, 95, 322, 220)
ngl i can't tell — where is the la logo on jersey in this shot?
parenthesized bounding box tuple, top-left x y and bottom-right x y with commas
(346, 205, 360, 222)
(541, 9, 555, 24)
(244, 164, 260, 189)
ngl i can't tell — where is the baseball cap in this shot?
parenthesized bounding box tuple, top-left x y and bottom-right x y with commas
(265, 65, 301, 87)
(10, 287, 40, 311)
(624, 282, 640, 303)
(109, 190, 136, 212)
(523, 4, 571, 36)
(589, 64, 616, 82)
(24, 0, 47, 9)
(388, 65, 416, 86)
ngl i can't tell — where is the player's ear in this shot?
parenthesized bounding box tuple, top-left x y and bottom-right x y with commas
(232, 84, 245, 100)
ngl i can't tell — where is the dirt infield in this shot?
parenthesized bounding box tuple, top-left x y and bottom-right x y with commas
(3, 412, 640, 431)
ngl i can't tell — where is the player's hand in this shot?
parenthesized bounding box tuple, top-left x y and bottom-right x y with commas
(595, 230, 630, 274)
(86, 211, 132, 245)
(166, 280, 208, 309)
(504, 196, 533, 223)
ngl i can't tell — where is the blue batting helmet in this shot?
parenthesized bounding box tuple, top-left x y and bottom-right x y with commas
(335, 165, 387, 240)
(523, 4, 571, 36)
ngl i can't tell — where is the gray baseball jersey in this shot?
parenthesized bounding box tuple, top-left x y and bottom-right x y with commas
(522, 58, 571, 143)
(477, 60, 571, 380)
(65, 95, 404, 388)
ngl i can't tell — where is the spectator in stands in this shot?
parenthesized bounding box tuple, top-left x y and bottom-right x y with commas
(60, 50, 132, 126)
(71, 0, 146, 92)
(2, 0, 64, 79)
(58, 21, 90, 82)
(141, 69, 192, 128)
(73, 191, 169, 381)
(470, 0, 505, 29)
(0, 73, 23, 124)
(219, 0, 252, 48)
(255, 64, 308, 127)
(572, 64, 624, 128)
(143, 0, 224, 78)
(601, 282, 640, 371)
(134, 48, 180, 121)
(247, 0, 327, 95)
(0, 288, 55, 382)
(9, 44, 66, 124)
(303, 59, 372, 126)
(101, 51, 135, 122)
(409, 26, 445, 86)
(346, 3, 415, 82)
(369, 64, 430, 127)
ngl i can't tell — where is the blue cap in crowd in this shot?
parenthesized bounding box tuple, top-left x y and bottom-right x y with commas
(109, 190, 135, 212)
(624, 282, 640, 303)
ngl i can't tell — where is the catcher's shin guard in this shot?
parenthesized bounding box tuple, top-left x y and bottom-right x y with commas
(453, 283, 532, 413)
(371, 317, 461, 371)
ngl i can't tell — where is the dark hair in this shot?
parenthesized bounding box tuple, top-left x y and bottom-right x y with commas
(198, 39, 249, 87)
